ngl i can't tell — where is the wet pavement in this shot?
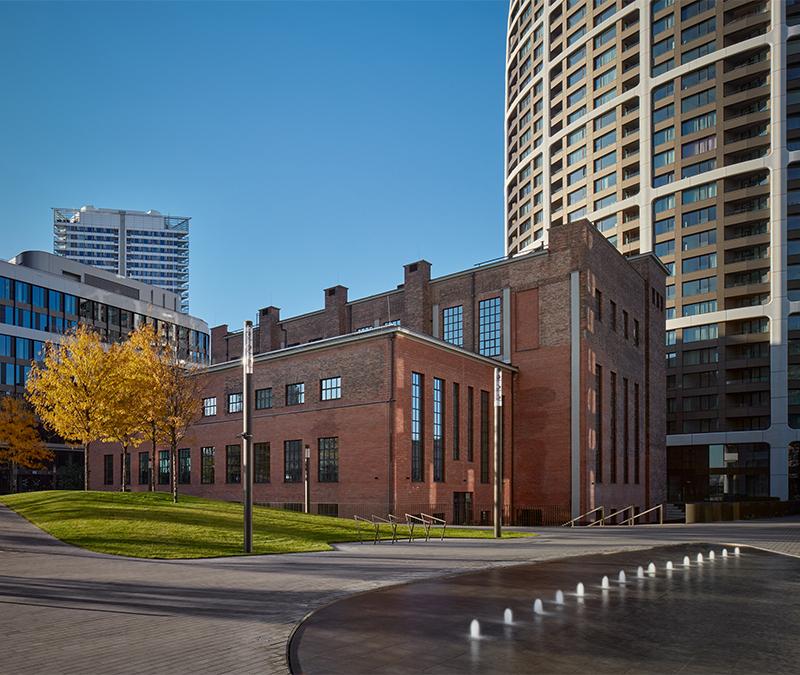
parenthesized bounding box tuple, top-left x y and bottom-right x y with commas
(289, 544, 800, 674)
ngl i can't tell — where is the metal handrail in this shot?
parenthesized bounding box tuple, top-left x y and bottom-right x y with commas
(622, 503, 664, 526)
(353, 515, 379, 544)
(591, 505, 635, 527)
(405, 513, 427, 542)
(562, 505, 605, 527)
(372, 514, 399, 543)
(420, 512, 447, 541)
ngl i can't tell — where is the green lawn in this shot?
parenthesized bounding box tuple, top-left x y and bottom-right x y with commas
(0, 490, 530, 558)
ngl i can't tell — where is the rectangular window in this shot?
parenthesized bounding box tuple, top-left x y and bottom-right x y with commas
(681, 88, 715, 114)
(567, 146, 587, 165)
(567, 65, 586, 87)
(480, 390, 490, 484)
(681, 111, 716, 135)
(568, 166, 587, 185)
(682, 182, 716, 204)
(623, 378, 629, 484)
(567, 45, 586, 68)
(443, 305, 464, 346)
(226, 444, 241, 484)
(594, 108, 616, 131)
(202, 397, 217, 416)
(682, 276, 717, 297)
(682, 228, 716, 250)
(567, 125, 586, 146)
(652, 103, 674, 125)
(255, 388, 273, 409)
(653, 193, 675, 214)
(227, 393, 243, 413)
(178, 448, 191, 484)
(158, 450, 170, 485)
(610, 372, 617, 483)
(478, 297, 502, 357)
(653, 126, 674, 146)
(681, 135, 716, 159)
(433, 378, 445, 482)
(567, 86, 586, 107)
(594, 130, 616, 152)
(596, 364, 603, 483)
(318, 437, 339, 482)
(610, 300, 617, 331)
(103, 454, 114, 485)
(201, 447, 215, 484)
(594, 25, 615, 48)
(593, 67, 616, 91)
(594, 151, 616, 172)
(254, 442, 270, 483)
(684, 323, 718, 342)
(634, 382, 640, 485)
(320, 376, 341, 401)
(284, 440, 302, 482)
(138, 451, 150, 485)
(653, 148, 674, 169)
(452, 382, 460, 461)
(412, 372, 424, 482)
(286, 382, 305, 406)
(594, 47, 616, 69)
(467, 386, 474, 462)
(682, 63, 715, 90)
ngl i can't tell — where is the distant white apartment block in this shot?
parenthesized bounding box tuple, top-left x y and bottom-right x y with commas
(53, 205, 190, 311)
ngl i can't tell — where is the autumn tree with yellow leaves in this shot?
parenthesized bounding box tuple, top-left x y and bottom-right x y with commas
(0, 396, 54, 492)
(26, 326, 115, 490)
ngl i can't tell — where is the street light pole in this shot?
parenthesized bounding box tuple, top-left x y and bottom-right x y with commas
(242, 320, 254, 553)
(304, 444, 311, 514)
(493, 367, 503, 538)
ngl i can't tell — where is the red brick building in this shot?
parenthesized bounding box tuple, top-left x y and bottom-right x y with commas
(91, 219, 667, 524)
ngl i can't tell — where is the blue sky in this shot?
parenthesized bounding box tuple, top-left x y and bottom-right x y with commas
(0, 1, 508, 328)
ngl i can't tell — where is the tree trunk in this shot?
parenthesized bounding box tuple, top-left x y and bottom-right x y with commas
(11, 461, 17, 494)
(171, 444, 178, 503)
(121, 446, 128, 492)
(84, 441, 90, 490)
(150, 423, 157, 492)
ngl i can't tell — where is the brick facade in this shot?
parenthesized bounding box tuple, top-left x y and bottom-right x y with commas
(91, 219, 666, 524)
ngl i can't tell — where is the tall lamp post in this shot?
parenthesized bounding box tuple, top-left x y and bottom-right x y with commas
(303, 444, 311, 514)
(242, 320, 254, 553)
(493, 367, 503, 538)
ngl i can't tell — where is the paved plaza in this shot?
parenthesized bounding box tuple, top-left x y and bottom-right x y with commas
(1, 505, 799, 674)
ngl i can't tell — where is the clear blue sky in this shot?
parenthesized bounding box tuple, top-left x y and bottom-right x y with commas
(0, 1, 508, 329)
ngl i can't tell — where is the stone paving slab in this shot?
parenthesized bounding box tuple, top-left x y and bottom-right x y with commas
(1, 505, 799, 674)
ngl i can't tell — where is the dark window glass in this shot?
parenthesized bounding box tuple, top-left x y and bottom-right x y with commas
(0, 277, 11, 301)
(443, 305, 464, 347)
(138, 451, 150, 485)
(452, 382, 460, 460)
(158, 450, 170, 485)
(286, 383, 305, 406)
(596, 364, 603, 483)
(610, 372, 618, 483)
(479, 298, 502, 357)
(412, 372, 424, 481)
(467, 386, 474, 462)
(255, 388, 272, 409)
(634, 382, 640, 484)
(433, 378, 445, 482)
(178, 448, 191, 484)
(318, 437, 339, 482)
(480, 391, 490, 483)
(103, 454, 114, 485)
(201, 447, 215, 484)
(320, 377, 341, 401)
(254, 442, 270, 483)
(226, 445, 241, 483)
(284, 440, 302, 482)
(14, 281, 30, 304)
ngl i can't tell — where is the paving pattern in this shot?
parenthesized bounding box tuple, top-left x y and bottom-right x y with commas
(1, 505, 799, 674)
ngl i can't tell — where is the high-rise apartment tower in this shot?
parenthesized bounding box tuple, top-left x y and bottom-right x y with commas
(53, 205, 190, 311)
(504, 0, 800, 502)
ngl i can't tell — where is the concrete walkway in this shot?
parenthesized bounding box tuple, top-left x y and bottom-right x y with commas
(1, 505, 799, 674)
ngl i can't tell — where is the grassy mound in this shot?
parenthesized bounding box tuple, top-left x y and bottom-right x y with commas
(0, 490, 530, 558)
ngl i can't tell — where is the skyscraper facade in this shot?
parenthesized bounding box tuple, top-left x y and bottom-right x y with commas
(504, 0, 799, 502)
(53, 205, 190, 311)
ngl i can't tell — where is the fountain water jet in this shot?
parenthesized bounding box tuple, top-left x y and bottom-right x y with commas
(734, 547, 741, 556)
(722, 548, 728, 558)
(504, 608, 513, 625)
(709, 550, 715, 560)
(697, 553, 704, 564)
(533, 599, 544, 615)
(555, 590, 565, 605)
(470, 620, 480, 639)
(636, 566, 644, 579)
(601, 575, 610, 589)
(618, 570, 626, 584)
(576, 582, 585, 597)
(647, 562, 656, 575)
(683, 556, 691, 567)
(666, 561, 673, 571)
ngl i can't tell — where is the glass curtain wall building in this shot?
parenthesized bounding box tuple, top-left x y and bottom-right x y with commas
(53, 205, 190, 311)
(504, 0, 798, 501)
